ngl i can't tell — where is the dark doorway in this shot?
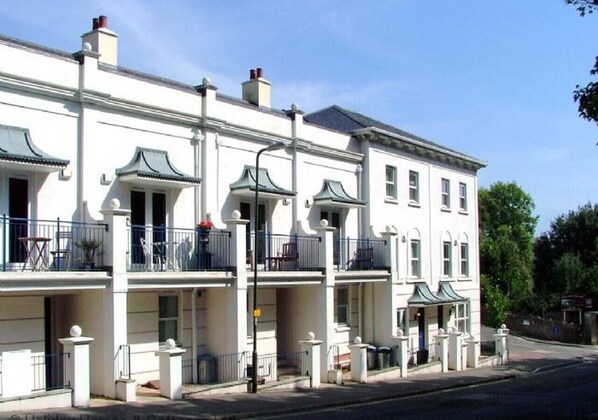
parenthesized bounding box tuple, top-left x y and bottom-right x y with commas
(9, 178, 28, 262)
(321, 211, 341, 265)
(130, 190, 146, 264)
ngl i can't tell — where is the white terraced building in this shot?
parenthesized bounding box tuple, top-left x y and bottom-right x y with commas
(0, 15, 485, 403)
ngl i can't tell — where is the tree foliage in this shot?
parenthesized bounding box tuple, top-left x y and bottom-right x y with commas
(534, 203, 598, 304)
(565, 0, 598, 126)
(479, 182, 537, 314)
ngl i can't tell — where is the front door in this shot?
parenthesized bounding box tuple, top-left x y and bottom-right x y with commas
(418, 307, 426, 349)
(242, 201, 266, 264)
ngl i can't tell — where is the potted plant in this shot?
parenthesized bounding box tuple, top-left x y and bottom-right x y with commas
(75, 238, 102, 270)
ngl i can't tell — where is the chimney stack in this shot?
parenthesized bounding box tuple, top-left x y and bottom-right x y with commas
(81, 15, 118, 66)
(242, 67, 271, 108)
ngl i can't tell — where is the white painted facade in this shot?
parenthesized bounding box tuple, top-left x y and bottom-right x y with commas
(0, 16, 485, 402)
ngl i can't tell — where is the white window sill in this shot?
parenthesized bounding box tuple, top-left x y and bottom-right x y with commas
(335, 325, 352, 333)
(385, 198, 399, 205)
(457, 276, 472, 282)
(441, 207, 452, 213)
(406, 276, 422, 283)
(408, 201, 421, 208)
(458, 210, 468, 215)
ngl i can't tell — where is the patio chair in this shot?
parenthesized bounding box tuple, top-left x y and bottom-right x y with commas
(140, 237, 162, 271)
(50, 230, 73, 271)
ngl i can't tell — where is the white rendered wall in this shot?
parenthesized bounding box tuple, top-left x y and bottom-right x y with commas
(0, 296, 45, 353)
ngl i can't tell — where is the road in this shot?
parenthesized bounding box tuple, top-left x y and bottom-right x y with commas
(280, 360, 598, 419)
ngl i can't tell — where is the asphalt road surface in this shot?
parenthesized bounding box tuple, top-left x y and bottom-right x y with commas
(281, 360, 598, 419)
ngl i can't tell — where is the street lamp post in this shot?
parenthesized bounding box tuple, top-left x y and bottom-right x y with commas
(252, 141, 286, 393)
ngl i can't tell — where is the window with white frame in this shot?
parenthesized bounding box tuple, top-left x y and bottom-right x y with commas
(460, 242, 469, 276)
(441, 178, 450, 208)
(335, 287, 350, 325)
(410, 239, 421, 277)
(409, 170, 419, 203)
(396, 308, 408, 335)
(385, 165, 397, 200)
(455, 302, 470, 333)
(459, 182, 467, 212)
(159, 295, 178, 343)
(442, 241, 452, 276)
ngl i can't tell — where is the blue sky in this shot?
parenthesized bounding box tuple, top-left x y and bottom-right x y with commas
(1, 0, 596, 234)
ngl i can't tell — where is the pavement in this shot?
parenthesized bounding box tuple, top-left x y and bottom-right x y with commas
(8, 336, 598, 420)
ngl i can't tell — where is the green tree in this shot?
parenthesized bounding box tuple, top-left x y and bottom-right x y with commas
(534, 203, 598, 305)
(479, 182, 537, 320)
(565, 0, 598, 125)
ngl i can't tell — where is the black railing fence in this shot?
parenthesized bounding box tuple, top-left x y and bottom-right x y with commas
(335, 236, 388, 270)
(31, 352, 69, 392)
(0, 216, 107, 272)
(128, 225, 231, 272)
(249, 232, 321, 271)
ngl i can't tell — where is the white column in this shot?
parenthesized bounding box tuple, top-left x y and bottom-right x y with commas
(494, 328, 508, 365)
(155, 339, 186, 400)
(59, 325, 94, 408)
(299, 332, 323, 388)
(466, 334, 480, 368)
(349, 337, 369, 383)
(392, 331, 409, 378)
(225, 212, 249, 357)
(434, 329, 449, 373)
(316, 221, 336, 381)
(99, 199, 130, 399)
(375, 230, 398, 345)
(448, 328, 463, 371)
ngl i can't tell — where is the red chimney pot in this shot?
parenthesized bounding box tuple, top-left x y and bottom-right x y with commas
(92, 18, 99, 30)
(99, 15, 108, 28)
(256, 68, 263, 78)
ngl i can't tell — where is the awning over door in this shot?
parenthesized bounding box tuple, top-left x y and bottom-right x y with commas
(313, 179, 365, 208)
(229, 165, 295, 199)
(0, 124, 69, 172)
(408, 282, 444, 307)
(116, 147, 201, 188)
(436, 281, 467, 303)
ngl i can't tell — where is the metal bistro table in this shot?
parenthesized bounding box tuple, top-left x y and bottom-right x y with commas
(19, 237, 52, 271)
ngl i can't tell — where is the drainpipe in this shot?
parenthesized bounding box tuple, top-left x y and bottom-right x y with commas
(358, 283, 364, 339)
(76, 55, 85, 222)
(192, 288, 198, 383)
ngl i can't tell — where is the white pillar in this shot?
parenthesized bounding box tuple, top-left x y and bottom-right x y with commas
(466, 334, 480, 368)
(299, 332, 323, 388)
(316, 221, 336, 381)
(100, 200, 131, 399)
(434, 329, 449, 373)
(59, 325, 94, 408)
(448, 328, 463, 371)
(349, 337, 368, 383)
(494, 329, 508, 365)
(374, 230, 398, 345)
(155, 339, 186, 400)
(392, 330, 409, 378)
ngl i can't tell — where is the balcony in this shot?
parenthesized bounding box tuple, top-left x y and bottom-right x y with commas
(127, 225, 231, 272)
(1, 215, 107, 272)
(249, 233, 321, 272)
(333, 236, 388, 271)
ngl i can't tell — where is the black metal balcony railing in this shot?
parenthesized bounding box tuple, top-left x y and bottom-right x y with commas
(128, 225, 231, 272)
(31, 352, 70, 392)
(249, 233, 321, 272)
(183, 351, 249, 385)
(335, 236, 388, 271)
(0, 215, 107, 272)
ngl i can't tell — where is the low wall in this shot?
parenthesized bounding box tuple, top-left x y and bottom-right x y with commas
(506, 313, 582, 344)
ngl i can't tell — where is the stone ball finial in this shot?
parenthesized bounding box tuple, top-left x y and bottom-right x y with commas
(165, 338, 176, 349)
(438, 328, 444, 335)
(291, 102, 299, 111)
(231, 210, 241, 220)
(448, 326, 456, 333)
(109, 198, 121, 209)
(320, 219, 329, 228)
(70, 325, 82, 338)
(202, 77, 212, 85)
(396, 329, 404, 338)
(497, 328, 503, 334)
(500, 324, 507, 330)
(354, 336, 362, 344)
(83, 42, 92, 52)
(307, 331, 315, 340)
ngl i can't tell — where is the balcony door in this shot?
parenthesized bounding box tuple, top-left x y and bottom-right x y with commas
(9, 177, 28, 263)
(321, 210, 341, 266)
(130, 190, 166, 264)
(240, 201, 266, 264)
